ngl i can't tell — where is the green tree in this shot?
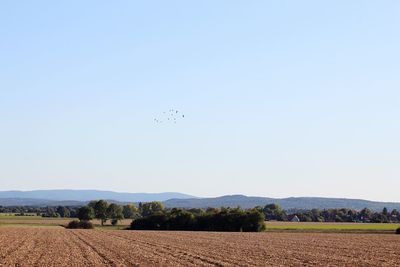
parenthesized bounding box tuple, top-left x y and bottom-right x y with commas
(311, 209, 324, 222)
(347, 209, 356, 222)
(205, 207, 219, 214)
(382, 207, 388, 216)
(390, 209, 399, 222)
(168, 209, 196, 230)
(107, 203, 124, 225)
(371, 212, 389, 223)
(263, 204, 287, 221)
(140, 201, 164, 217)
(77, 207, 95, 221)
(391, 209, 399, 216)
(187, 208, 205, 216)
(90, 200, 109, 225)
(122, 204, 140, 219)
(56, 206, 70, 218)
(360, 208, 372, 222)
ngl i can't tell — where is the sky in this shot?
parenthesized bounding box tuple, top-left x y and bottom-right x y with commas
(0, 1, 399, 202)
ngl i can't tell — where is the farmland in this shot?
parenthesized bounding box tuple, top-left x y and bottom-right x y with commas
(265, 221, 400, 233)
(1, 216, 399, 266)
(0, 227, 399, 266)
(0, 215, 131, 229)
(1, 215, 399, 233)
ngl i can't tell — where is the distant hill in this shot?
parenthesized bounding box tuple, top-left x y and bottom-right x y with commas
(1, 191, 399, 211)
(164, 195, 400, 211)
(0, 190, 195, 206)
(0, 198, 85, 207)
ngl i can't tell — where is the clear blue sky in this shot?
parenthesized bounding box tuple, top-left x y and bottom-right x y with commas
(1, 1, 399, 201)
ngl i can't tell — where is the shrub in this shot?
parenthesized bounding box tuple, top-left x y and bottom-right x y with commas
(67, 220, 94, 229)
(396, 227, 400, 234)
(77, 207, 95, 221)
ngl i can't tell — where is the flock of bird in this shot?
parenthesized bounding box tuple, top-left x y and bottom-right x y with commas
(154, 109, 184, 124)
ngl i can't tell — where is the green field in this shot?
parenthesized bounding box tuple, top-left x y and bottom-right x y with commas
(265, 221, 400, 233)
(1, 215, 399, 233)
(0, 214, 44, 219)
(0, 215, 131, 229)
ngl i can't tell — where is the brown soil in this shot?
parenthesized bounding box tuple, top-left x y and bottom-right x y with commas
(0, 228, 399, 266)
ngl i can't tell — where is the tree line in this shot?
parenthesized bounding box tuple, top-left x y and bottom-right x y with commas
(256, 204, 400, 223)
(2, 202, 399, 225)
(75, 200, 145, 225)
(0, 201, 157, 222)
(71, 200, 265, 231)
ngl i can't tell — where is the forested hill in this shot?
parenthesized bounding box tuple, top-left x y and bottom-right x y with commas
(164, 195, 400, 211)
(0, 190, 194, 204)
(1, 191, 399, 211)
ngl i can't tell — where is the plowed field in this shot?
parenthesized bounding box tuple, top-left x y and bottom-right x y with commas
(0, 227, 399, 266)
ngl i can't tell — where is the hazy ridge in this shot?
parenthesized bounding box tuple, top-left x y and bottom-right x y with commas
(0, 190, 399, 211)
(164, 195, 400, 211)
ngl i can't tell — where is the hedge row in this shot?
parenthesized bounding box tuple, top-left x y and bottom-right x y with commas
(66, 220, 94, 229)
(130, 209, 265, 232)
